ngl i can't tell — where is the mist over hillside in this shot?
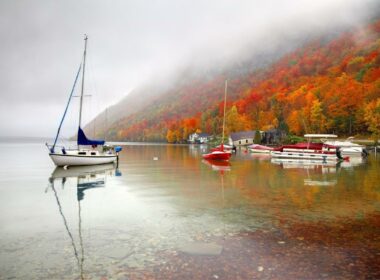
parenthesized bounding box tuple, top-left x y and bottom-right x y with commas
(85, 11, 380, 142)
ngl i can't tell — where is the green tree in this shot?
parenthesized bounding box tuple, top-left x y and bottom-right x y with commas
(254, 130, 261, 144)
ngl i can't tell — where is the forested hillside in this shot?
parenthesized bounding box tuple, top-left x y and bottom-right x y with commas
(90, 19, 380, 142)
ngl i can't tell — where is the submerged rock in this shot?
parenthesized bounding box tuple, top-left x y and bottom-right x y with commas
(178, 242, 223, 256)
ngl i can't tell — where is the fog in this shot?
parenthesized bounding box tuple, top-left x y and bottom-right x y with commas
(0, 0, 378, 137)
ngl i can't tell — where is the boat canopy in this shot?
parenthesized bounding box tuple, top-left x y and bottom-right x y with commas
(77, 127, 105, 146)
(304, 134, 338, 138)
(273, 142, 337, 152)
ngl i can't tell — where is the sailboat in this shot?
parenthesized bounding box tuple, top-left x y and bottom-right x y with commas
(47, 35, 122, 166)
(202, 80, 232, 161)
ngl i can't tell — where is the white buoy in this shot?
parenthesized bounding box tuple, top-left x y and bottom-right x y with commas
(153, 157, 158, 161)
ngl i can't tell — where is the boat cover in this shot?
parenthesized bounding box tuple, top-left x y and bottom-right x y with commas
(249, 144, 273, 150)
(77, 127, 105, 146)
(273, 142, 337, 152)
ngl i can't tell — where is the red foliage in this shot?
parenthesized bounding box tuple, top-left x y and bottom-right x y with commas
(113, 18, 380, 141)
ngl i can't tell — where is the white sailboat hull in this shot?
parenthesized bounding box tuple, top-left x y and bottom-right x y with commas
(49, 153, 117, 166)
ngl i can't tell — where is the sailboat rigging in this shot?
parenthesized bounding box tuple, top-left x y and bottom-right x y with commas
(46, 35, 122, 166)
(202, 80, 232, 161)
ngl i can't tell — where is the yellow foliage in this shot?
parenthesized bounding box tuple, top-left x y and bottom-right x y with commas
(166, 129, 176, 143)
(364, 98, 380, 138)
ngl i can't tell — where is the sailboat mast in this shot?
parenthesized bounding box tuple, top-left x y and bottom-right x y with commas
(222, 79, 228, 142)
(78, 35, 88, 128)
(105, 107, 108, 141)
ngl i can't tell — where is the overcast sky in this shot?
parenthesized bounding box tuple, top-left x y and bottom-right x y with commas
(0, 0, 377, 138)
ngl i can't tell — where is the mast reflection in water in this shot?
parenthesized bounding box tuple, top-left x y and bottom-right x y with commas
(47, 163, 121, 280)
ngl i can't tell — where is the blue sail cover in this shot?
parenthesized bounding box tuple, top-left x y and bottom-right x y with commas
(77, 127, 105, 146)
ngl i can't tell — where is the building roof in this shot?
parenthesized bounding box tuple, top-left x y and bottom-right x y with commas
(230, 131, 257, 141)
(265, 128, 282, 134)
(198, 133, 210, 137)
(189, 132, 210, 137)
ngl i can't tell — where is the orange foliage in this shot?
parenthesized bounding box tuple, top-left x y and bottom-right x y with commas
(111, 19, 380, 141)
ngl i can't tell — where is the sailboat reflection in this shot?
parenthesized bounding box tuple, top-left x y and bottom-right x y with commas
(202, 159, 231, 173)
(202, 158, 230, 203)
(47, 163, 121, 279)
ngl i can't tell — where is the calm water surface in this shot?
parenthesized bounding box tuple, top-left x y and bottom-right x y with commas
(0, 142, 379, 279)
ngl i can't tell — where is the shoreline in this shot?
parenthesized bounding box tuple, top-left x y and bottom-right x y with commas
(121, 214, 380, 280)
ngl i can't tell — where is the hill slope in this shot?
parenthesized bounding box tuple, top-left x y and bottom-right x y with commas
(89, 19, 380, 142)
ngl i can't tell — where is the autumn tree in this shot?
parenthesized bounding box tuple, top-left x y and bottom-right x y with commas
(364, 98, 380, 139)
(166, 129, 176, 143)
(286, 111, 304, 135)
(309, 99, 327, 133)
(225, 105, 251, 135)
(106, 19, 380, 141)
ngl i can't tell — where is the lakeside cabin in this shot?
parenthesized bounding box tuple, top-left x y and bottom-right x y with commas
(229, 131, 259, 146)
(229, 129, 285, 146)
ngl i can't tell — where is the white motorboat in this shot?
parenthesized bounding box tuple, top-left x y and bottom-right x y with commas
(47, 35, 122, 166)
(323, 136, 368, 157)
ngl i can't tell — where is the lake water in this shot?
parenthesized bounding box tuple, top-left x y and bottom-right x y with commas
(0, 142, 379, 279)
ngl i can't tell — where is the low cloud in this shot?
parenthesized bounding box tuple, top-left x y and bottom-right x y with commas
(0, 0, 378, 137)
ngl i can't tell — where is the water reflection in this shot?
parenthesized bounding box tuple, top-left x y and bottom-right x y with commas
(202, 159, 231, 173)
(249, 153, 272, 161)
(47, 163, 120, 280)
(1, 143, 379, 279)
(338, 156, 366, 168)
(271, 156, 366, 169)
(270, 157, 366, 186)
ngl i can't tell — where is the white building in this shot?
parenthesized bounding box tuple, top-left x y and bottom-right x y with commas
(229, 131, 261, 146)
(188, 133, 211, 144)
